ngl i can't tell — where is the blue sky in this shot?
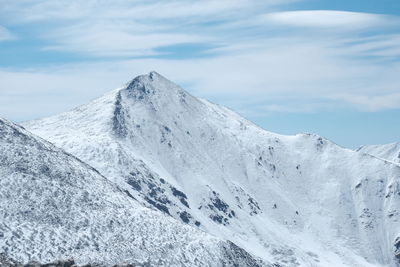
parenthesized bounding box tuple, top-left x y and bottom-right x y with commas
(0, 0, 399, 148)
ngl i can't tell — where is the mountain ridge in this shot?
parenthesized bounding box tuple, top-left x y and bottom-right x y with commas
(24, 72, 400, 267)
(0, 116, 265, 266)
(358, 142, 400, 166)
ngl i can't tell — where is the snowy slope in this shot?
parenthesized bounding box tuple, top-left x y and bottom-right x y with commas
(24, 72, 400, 267)
(0, 117, 264, 266)
(358, 143, 400, 165)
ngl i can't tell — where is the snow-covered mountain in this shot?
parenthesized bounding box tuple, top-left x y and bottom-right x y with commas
(0, 117, 264, 266)
(358, 143, 400, 166)
(24, 72, 400, 267)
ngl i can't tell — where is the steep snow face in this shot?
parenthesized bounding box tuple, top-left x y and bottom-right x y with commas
(0, 118, 264, 266)
(25, 72, 400, 267)
(358, 143, 400, 165)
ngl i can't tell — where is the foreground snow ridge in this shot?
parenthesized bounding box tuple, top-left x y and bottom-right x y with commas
(4, 71, 400, 266)
(0, 117, 263, 266)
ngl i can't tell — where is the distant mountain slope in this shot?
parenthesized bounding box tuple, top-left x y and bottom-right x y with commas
(24, 72, 400, 267)
(0, 117, 263, 266)
(358, 143, 400, 165)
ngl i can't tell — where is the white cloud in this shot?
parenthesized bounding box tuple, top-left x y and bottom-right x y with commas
(0, 26, 13, 41)
(0, 0, 298, 58)
(262, 10, 398, 30)
(0, 0, 399, 121)
(0, 0, 293, 22)
(1, 39, 399, 122)
(339, 34, 400, 58)
(44, 23, 207, 57)
(331, 93, 400, 111)
(0, 67, 131, 121)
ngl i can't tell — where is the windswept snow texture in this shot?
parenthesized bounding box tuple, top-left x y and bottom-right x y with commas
(358, 143, 400, 166)
(0, 118, 264, 266)
(25, 72, 400, 267)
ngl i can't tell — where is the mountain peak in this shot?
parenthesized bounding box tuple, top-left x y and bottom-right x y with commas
(121, 71, 188, 107)
(149, 70, 162, 79)
(22, 72, 400, 266)
(134, 71, 163, 82)
(125, 71, 172, 92)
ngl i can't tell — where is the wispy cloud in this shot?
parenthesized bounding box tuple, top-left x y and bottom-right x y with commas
(43, 22, 207, 57)
(0, 0, 294, 22)
(341, 34, 400, 58)
(0, 0, 399, 121)
(0, 0, 298, 58)
(261, 10, 399, 29)
(331, 93, 400, 111)
(0, 26, 14, 41)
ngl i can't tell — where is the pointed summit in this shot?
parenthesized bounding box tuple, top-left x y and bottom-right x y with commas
(126, 71, 164, 88)
(113, 72, 197, 134)
(123, 71, 183, 100)
(112, 71, 192, 137)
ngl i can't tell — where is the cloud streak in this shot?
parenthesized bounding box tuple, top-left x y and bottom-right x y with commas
(0, 0, 399, 122)
(0, 26, 13, 41)
(262, 10, 399, 29)
(331, 93, 400, 111)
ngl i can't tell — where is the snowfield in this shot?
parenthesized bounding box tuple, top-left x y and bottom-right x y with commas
(358, 143, 400, 166)
(0, 117, 264, 266)
(16, 71, 400, 266)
